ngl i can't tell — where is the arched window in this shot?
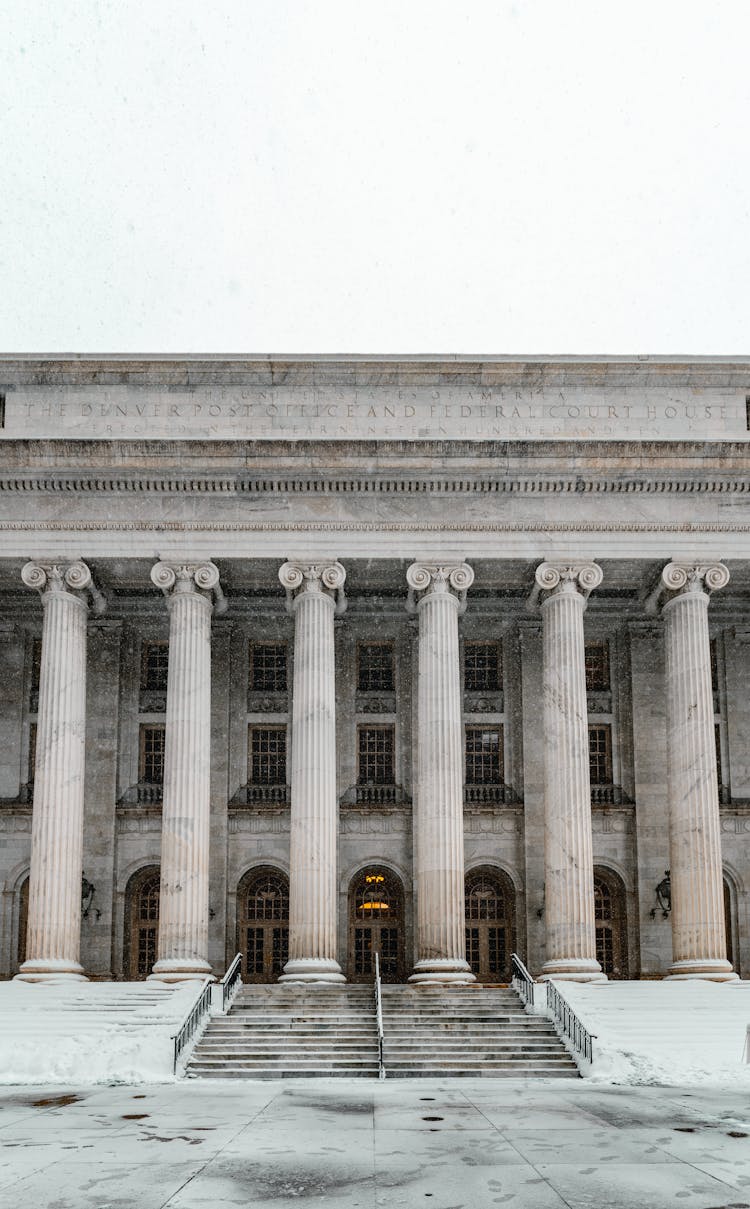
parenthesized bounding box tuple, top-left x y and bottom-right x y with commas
(124, 866, 160, 980)
(464, 867, 516, 982)
(724, 876, 737, 972)
(593, 866, 628, 978)
(349, 867, 404, 982)
(237, 867, 289, 982)
(16, 875, 29, 971)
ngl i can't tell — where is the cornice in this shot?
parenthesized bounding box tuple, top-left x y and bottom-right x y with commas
(3, 519, 750, 534)
(0, 470, 749, 496)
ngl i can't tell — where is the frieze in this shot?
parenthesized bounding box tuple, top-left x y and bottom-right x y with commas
(464, 809, 522, 835)
(341, 810, 409, 834)
(720, 813, 750, 834)
(5, 519, 750, 536)
(117, 811, 162, 834)
(229, 814, 291, 834)
(591, 809, 634, 834)
(0, 813, 32, 832)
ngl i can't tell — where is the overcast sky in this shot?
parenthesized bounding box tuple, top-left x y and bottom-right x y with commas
(1, 1, 748, 355)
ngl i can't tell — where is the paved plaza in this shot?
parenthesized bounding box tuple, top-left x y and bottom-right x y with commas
(2, 1079, 750, 1208)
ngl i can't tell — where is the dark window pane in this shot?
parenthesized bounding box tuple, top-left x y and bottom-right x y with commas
(251, 644, 287, 692)
(141, 642, 169, 692)
(464, 642, 501, 692)
(585, 642, 610, 692)
(357, 727, 395, 785)
(250, 727, 287, 785)
(358, 644, 394, 692)
(588, 725, 612, 785)
(140, 725, 165, 783)
(464, 726, 502, 784)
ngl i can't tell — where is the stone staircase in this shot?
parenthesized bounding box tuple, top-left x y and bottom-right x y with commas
(186, 984, 380, 1079)
(380, 985, 579, 1078)
(186, 981, 578, 1080)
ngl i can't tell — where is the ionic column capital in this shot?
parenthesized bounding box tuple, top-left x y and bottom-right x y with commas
(405, 562, 474, 615)
(21, 560, 105, 614)
(659, 561, 730, 610)
(533, 561, 603, 607)
(150, 561, 226, 613)
(278, 561, 347, 615)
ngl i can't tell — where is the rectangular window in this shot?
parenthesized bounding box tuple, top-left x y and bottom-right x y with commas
(357, 726, 395, 785)
(358, 643, 394, 692)
(250, 643, 287, 692)
(30, 637, 42, 703)
(140, 724, 166, 784)
(585, 641, 610, 692)
(710, 638, 719, 695)
(588, 724, 612, 785)
(465, 726, 503, 784)
(464, 642, 501, 692)
(141, 642, 169, 692)
(250, 726, 287, 785)
(28, 723, 37, 784)
(715, 722, 723, 791)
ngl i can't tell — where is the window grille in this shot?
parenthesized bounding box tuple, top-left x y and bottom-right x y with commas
(588, 724, 612, 785)
(140, 725, 166, 784)
(249, 727, 287, 785)
(28, 723, 37, 785)
(357, 727, 395, 785)
(250, 643, 287, 692)
(710, 638, 719, 694)
(245, 871, 289, 921)
(30, 637, 42, 702)
(464, 726, 502, 784)
(464, 641, 501, 692)
(585, 641, 610, 692)
(141, 642, 169, 692)
(357, 643, 394, 692)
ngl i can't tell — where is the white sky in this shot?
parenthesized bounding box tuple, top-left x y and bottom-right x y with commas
(1, 1, 748, 355)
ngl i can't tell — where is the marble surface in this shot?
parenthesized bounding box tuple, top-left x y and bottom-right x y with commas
(2, 1080, 750, 1208)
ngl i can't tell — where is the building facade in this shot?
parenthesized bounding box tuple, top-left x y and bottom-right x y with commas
(0, 356, 748, 985)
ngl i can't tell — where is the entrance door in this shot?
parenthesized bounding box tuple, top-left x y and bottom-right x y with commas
(238, 868, 289, 982)
(464, 867, 515, 982)
(593, 866, 628, 978)
(125, 866, 160, 980)
(349, 867, 404, 982)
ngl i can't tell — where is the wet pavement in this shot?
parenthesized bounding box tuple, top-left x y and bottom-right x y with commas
(2, 1079, 750, 1207)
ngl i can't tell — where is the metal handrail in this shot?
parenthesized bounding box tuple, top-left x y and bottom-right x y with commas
(171, 978, 213, 1074)
(374, 952, 386, 1080)
(510, 952, 535, 1007)
(220, 952, 243, 1013)
(546, 980, 596, 1064)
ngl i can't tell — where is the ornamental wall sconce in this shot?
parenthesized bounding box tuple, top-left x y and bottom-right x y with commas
(81, 874, 101, 921)
(650, 870, 671, 919)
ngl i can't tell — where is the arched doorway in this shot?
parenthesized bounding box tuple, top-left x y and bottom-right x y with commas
(593, 866, 628, 978)
(237, 867, 289, 983)
(124, 866, 160, 980)
(464, 866, 515, 982)
(724, 875, 737, 972)
(348, 867, 404, 982)
(16, 875, 29, 971)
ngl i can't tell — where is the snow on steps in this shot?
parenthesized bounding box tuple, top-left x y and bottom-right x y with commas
(0, 979, 200, 1084)
(558, 979, 750, 1085)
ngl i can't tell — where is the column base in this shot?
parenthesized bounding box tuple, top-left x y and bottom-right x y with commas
(279, 958, 346, 984)
(540, 958, 607, 984)
(409, 958, 476, 985)
(148, 957, 214, 984)
(665, 958, 739, 982)
(14, 958, 88, 983)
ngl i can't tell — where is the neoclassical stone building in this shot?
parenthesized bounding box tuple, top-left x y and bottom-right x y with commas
(0, 356, 748, 986)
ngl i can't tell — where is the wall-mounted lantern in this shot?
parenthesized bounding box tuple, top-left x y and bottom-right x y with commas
(650, 870, 671, 919)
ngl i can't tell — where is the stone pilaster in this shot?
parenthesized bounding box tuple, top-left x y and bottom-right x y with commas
(16, 561, 103, 982)
(659, 562, 737, 981)
(149, 562, 224, 983)
(535, 562, 605, 982)
(278, 561, 346, 983)
(407, 562, 475, 984)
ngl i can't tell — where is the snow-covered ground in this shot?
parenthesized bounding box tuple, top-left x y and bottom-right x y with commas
(0, 980, 205, 1084)
(554, 979, 750, 1085)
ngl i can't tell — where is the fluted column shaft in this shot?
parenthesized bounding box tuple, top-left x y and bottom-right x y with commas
(661, 562, 737, 981)
(536, 562, 605, 982)
(150, 562, 221, 982)
(279, 561, 346, 983)
(16, 561, 99, 982)
(408, 563, 474, 984)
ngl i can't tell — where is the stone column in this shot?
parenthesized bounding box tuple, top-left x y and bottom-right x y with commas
(278, 561, 346, 983)
(407, 562, 475, 984)
(16, 561, 104, 982)
(535, 562, 605, 982)
(149, 562, 224, 983)
(660, 562, 737, 981)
